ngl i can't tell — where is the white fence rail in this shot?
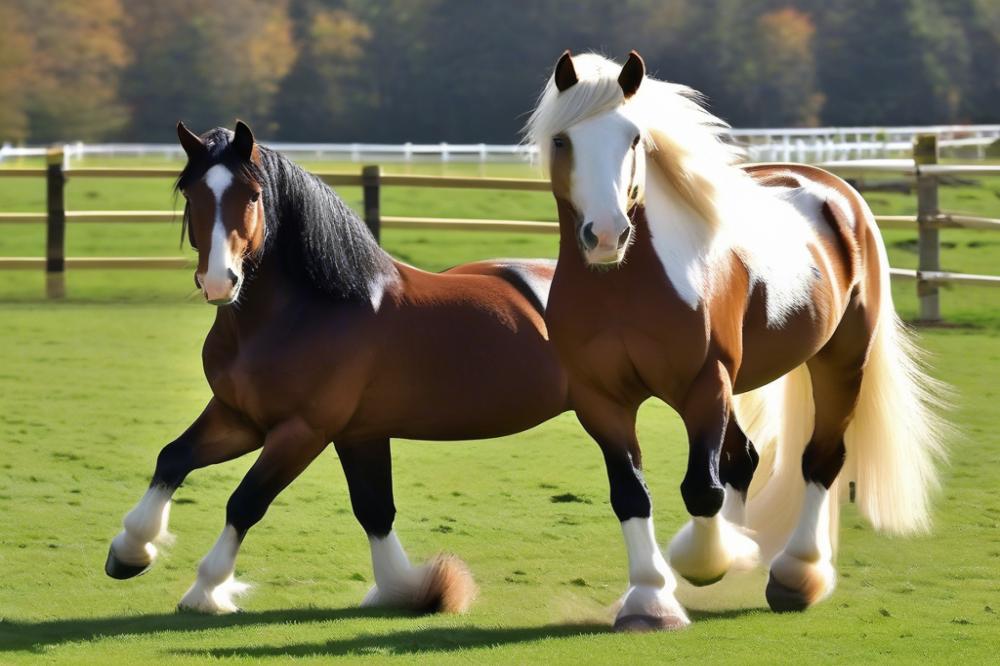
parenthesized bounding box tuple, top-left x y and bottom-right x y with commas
(3, 124, 999, 168)
(1, 134, 998, 319)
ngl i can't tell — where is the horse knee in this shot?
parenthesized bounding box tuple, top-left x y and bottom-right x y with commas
(680, 478, 725, 517)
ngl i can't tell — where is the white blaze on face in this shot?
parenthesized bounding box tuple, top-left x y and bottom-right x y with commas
(565, 108, 642, 262)
(200, 164, 240, 301)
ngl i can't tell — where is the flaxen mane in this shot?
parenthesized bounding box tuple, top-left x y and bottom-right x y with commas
(523, 52, 747, 230)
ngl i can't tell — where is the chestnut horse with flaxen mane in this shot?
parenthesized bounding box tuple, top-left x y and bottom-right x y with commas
(526, 51, 950, 630)
(105, 121, 568, 614)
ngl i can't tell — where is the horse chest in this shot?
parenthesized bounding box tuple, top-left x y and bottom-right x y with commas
(547, 264, 707, 407)
(201, 319, 352, 429)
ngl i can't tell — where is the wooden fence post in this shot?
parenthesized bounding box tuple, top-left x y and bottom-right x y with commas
(914, 134, 940, 322)
(45, 145, 66, 299)
(362, 165, 381, 243)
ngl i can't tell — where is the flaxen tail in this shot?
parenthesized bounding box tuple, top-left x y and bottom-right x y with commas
(738, 226, 950, 558)
(840, 233, 951, 534)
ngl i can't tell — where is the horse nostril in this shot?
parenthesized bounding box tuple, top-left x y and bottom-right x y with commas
(617, 226, 631, 249)
(581, 222, 599, 250)
(226, 268, 239, 286)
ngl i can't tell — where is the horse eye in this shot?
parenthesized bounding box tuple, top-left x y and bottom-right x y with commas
(249, 191, 261, 203)
(631, 135, 641, 149)
(552, 136, 565, 149)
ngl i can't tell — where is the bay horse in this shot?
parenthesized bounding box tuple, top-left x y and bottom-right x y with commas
(526, 51, 949, 630)
(105, 121, 569, 614)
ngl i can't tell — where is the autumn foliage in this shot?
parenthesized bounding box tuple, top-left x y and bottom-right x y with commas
(0, 0, 997, 143)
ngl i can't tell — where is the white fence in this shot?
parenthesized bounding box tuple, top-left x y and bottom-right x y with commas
(737, 125, 1000, 162)
(3, 124, 999, 168)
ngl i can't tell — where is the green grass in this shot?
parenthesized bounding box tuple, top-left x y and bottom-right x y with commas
(1, 157, 999, 663)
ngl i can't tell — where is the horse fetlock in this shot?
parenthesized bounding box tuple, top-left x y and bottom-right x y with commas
(178, 575, 249, 614)
(109, 530, 157, 566)
(668, 516, 760, 586)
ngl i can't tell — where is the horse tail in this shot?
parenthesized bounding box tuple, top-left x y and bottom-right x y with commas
(738, 231, 950, 554)
(839, 231, 951, 535)
(735, 365, 836, 561)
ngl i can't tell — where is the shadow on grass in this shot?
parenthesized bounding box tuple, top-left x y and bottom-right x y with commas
(1, 605, 765, 656)
(687, 607, 769, 622)
(0, 607, 405, 653)
(168, 608, 765, 659)
(170, 623, 612, 659)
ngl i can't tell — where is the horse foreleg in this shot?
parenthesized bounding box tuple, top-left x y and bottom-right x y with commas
(106, 398, 262, 579)
(178, 418, 326, 613)
(335, 438, 476, 614)
(668, 361, 760, 586)
(575, 393, 688, 631)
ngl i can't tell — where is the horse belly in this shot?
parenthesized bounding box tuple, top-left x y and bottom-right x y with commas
(348, 315, 568, 441)
(734, 305, 832, 393)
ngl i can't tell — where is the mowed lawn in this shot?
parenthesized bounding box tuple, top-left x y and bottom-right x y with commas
(0, 157, 999, 663)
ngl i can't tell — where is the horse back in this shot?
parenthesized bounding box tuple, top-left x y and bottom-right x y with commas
(444, 259, 556, 317)
(729, 163, 885, 391)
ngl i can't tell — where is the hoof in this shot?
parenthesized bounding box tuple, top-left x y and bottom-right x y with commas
(177, 576, 248, 615)
(176, 602, 241, 615)
(668, 516, 760, 588)
(682, 571, 727, 588)
(766, 553, 835, 613)
(765, 572, 810, 612)
(614, 613, 688, 632)
(105, 546, 151, 580)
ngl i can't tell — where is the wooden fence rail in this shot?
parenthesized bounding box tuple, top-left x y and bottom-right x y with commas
(1, 135, 998, 320)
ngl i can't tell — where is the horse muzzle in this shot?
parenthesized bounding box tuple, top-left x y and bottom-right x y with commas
(197, 268, 242, 305)
(580, 220, 632, 266)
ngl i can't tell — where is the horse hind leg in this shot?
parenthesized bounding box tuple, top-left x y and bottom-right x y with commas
(766, 312, 871, 612)
(336, 438, 476, 614)
(719, 418, 759, 526)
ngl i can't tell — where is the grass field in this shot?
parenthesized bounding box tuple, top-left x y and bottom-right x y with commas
(1, 156, 998, 663)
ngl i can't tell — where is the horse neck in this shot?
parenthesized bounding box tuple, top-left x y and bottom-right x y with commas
(221, 247, 300, 333)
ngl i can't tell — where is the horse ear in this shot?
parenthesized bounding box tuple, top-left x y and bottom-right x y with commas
(618, 50, 645, 98)
(176, 121, 206, 160)
(233, 120, 256, 161)
(554, 50, 578, 92)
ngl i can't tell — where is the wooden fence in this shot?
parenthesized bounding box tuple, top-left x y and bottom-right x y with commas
(1, 135, 998, 321)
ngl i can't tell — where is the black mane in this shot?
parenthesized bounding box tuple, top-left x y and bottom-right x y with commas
(176, 128, 392, 302)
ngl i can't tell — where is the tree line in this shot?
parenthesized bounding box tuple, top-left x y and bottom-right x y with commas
(1, 0, 998, 144)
